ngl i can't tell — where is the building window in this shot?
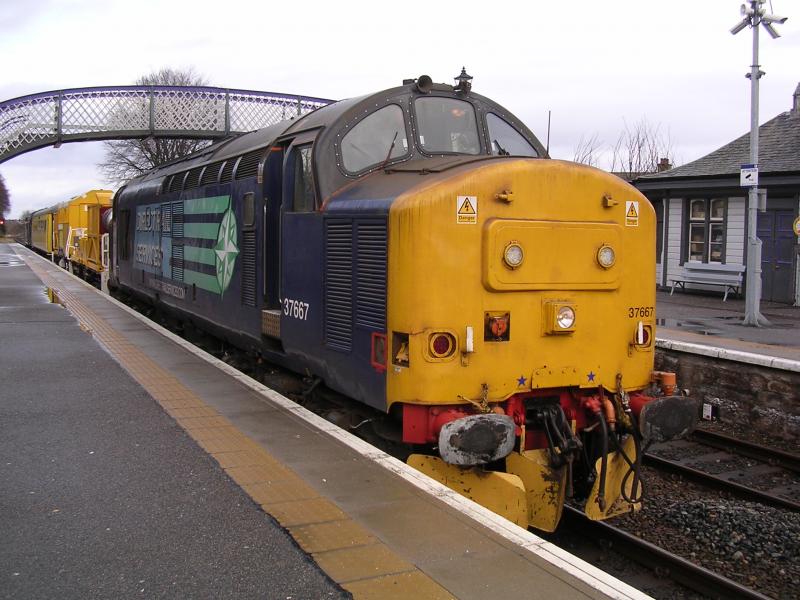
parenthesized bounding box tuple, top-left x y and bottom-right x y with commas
(686, 198, 726, 262)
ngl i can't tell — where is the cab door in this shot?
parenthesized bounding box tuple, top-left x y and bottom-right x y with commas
(277, 132, 322, 358)
(263, 147, 284, 310)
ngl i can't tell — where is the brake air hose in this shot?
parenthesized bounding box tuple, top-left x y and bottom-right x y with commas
(596, 410, 609, 512)
(609, 416, 644, 505)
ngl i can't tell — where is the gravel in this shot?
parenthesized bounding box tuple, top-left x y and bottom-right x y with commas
(616, 468, 800, 599)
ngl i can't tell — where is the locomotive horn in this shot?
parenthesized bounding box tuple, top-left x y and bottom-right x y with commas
(416, 75, 433, 93)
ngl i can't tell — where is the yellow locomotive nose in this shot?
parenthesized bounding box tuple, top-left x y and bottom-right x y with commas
(386, 158, 655, 406)
(388, 158, 658, 530)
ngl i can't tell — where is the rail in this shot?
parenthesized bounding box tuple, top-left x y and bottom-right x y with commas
(561, 506, 772, 600)
(644, 431, 800, 511)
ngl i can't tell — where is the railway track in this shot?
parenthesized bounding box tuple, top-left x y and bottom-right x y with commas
(644, 429, 800, 512)
(558, 506, 772, 600)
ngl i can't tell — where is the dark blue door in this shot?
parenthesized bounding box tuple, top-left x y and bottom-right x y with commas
(757, 209, 795, 303)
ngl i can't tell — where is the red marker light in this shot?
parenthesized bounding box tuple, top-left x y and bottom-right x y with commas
(429, 333, 456, 358)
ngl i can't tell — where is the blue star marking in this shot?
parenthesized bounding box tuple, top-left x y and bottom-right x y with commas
(587, 371, 596, 382)
(517, 375, 527, 387)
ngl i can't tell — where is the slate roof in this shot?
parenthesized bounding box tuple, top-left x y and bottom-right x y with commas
(640, 98, 800, 181)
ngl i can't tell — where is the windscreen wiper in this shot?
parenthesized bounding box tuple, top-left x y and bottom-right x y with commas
(381, 131, 400, 170)
(494, 139, 510, 156)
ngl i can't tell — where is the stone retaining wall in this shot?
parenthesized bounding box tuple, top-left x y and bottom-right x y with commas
(655, 350, 800, 442)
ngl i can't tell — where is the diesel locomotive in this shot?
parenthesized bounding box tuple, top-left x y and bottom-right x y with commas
(109, 72, 695, 531)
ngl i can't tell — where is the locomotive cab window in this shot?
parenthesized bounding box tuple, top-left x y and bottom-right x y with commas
(341, 104, 408, 173)
(415, 97, 480, 155)
(487, 113, 538, 157)
(291, 145, 316, 212)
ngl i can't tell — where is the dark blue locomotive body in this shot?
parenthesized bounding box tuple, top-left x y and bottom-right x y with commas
(111, 76, 543, 411)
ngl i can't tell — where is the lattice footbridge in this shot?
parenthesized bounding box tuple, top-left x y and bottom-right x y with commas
(0, 86, 334, 163)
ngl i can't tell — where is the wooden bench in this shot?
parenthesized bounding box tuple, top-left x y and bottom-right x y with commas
(669, 262, 745, 302)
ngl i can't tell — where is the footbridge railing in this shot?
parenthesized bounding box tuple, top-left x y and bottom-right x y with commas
(0, 86, 334, 164)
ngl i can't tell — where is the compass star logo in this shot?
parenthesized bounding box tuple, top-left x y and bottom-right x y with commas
(214, 208, 239, 293)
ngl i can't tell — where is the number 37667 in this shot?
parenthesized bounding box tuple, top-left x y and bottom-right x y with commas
(628, 306, 654, 318)
(283, 298, 310, 320)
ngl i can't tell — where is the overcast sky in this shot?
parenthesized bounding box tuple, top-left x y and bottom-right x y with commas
(1, 0, 798, 218)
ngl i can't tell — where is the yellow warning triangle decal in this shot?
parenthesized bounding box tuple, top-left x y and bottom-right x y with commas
(626, 203, 638, 218)
(459, 198, 476, 214)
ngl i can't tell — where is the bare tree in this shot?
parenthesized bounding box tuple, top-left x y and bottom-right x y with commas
(98, 67, 212, 185)
(573, 133, 603, 167)
(609, 118, 675, 179)
(0, 173, 9, 217)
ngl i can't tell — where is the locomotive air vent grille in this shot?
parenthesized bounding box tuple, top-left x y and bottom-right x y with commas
(235, 150, 264, 180)
(325, 220, 354, 352)
(161, 202, 173, 237)
(171, 201, 185, 281)
(171, 244, 184, 281)
(355, 221, 387, 330)
(162, 175, 174, 194)
(241, 230, 257, 307)
(184, 167, 203, 190)
(168, 172, 185, 194)
(200, 162, 223, 185)
(219, 158, 236, 184)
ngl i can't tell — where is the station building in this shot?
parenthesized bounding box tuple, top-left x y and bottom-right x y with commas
(635, 82, 800, 305)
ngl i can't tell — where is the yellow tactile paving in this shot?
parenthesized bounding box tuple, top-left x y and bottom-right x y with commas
(17, 249, 454, 599)
(224, 463, 295, 486)
(175, 415, 234, 430)
(197, 436, 261, 454)
(314, 543, 417, 584)
(187, 426, 246, 442)
(262, 497, 347, 526)
(290, 520, 378, 553)
(212, 449, 279, 469)
(343, 571, 455, 600)
(167, 407, 219, 419)
(242, 479, 320, 505)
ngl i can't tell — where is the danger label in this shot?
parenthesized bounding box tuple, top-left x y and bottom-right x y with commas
(456, 195, 478, 224)
(625, 200, 639, 227)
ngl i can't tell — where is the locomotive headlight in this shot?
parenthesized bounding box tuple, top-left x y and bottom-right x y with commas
(556, 306, 576, 329)
(545, 301, 577, 334)
(596, 245, 616, 269)
(503, 241, 524, 269)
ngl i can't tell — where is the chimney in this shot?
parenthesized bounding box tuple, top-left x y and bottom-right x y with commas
(657, 157, 672, 172)
(794, 82, 800, 113)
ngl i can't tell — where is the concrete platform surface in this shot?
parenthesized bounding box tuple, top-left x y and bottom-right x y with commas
(655, 289, 800, 367)
(1, 243, 647, 600)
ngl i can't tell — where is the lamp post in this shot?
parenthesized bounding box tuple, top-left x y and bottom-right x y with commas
(730, 0, 786, 326)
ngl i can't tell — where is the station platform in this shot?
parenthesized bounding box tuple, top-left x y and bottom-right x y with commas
(655, 289, 800, 369)
(0, 241, 646, 600)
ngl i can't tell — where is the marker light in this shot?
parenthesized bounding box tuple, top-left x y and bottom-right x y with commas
(634, 323, 652, 347)
(556, 306, 576, 329)
(597, 245, 616, 269)
(503, 242, 524, 269)
(429, 332, 456, 358)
